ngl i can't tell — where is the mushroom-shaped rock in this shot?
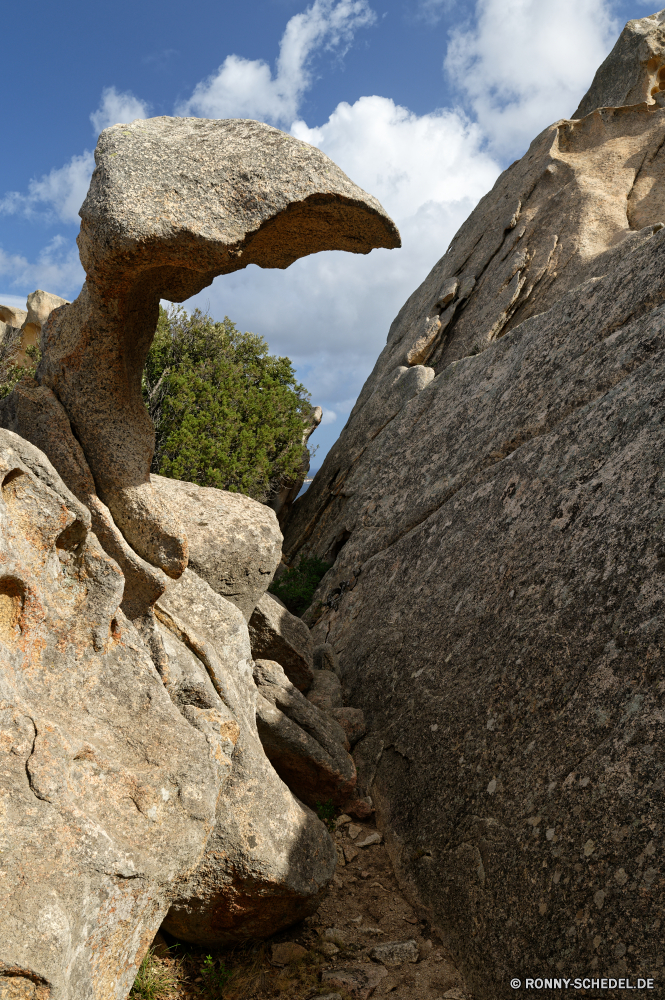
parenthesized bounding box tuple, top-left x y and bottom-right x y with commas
(38, 117, 400, 579)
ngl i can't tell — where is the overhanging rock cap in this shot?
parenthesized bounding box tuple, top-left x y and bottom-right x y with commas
(78, 116, 401, 300)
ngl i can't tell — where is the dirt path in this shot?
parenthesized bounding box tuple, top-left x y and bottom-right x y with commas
(135, 816, 469, 1000)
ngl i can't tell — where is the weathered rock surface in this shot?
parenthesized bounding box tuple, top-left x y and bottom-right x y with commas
(573, 9, 665, 118)
(313, 642, 341, 675)
(254, 657, 356, 807)
(249, 591, 314, 690)
(150, 474, 282, 619)
(0, 430, 221, 1000)
(0, 380, 168, 620)
(282, 12, 665, 997)
(22, 290, 69, 356)
(329, 706, 366, 747)
(156, 570, 337, 946)
(369, 939, 419, 966)
(34, 117, 399, 579)
(306, 669, 343, 712)
(0, 304, 27, 329)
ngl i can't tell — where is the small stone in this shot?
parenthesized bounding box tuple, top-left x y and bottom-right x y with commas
(348, 824, 363, 839)
(344, 844, 359, 863)
(271, 941, 308, 966)
(318, 995, 343, 1000)
(318, 941, 341, 957)
(418, 939, 433, 959)
(370, 939, 419, 966)
(323, 926, 346, 945)
(336, 813, 353, 828)
(344, 795, 374, 820)
(321, 963, 388, 1000)
(360, 870, 372, 879)
(357, 831, 382, 848)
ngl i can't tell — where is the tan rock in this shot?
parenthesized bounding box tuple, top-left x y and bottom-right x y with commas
(35, 117, 399, 580)
(253, 657, 356, 808)
(0, 379, 167, 620)
(249, 591, 314, 690)
(369, 939, 418, 966)
(306, 669, 343, 711)
(329, 706, 366, 747)
(156, 570, 337, 946)
(0, 430, 222, 1000)
(0, 304, 27, 329)
(150, 474, 282, 619)
(271, 942, 308, 966)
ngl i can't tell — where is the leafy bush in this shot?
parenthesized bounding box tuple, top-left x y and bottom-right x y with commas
(269, 555, 332, 616)
(143, 305, 315, 502)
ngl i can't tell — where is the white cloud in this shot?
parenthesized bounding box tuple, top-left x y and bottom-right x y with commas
(0, 151, 94, 225)
(320, 408, 338, 425)
(177, 0, 375, 125)
(0, 88, 150, 226)
(445, 0, 619, 158)
(0, 236, 84, 300)
(185, 94, 500, 425)
(90, 86, 151, 135)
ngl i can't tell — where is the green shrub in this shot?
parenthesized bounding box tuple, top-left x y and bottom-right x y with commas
(269, 555, 332, 616)
(315, 798, 336, 831)
(0, 344, 41, 399)
(143, 305, 315, 503)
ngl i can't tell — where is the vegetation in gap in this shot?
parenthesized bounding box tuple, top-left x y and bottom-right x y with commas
(268, 555, 332, 616)
(0, 344, 41, 399)
(143, 305, 316, 503)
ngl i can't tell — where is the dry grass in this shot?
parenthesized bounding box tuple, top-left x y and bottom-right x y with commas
(129, 939, 338, 1000)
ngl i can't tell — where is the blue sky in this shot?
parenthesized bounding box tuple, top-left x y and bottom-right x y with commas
(0, 0, 656, 467)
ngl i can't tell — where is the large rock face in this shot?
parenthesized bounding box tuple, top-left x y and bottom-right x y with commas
(283, 12, 665, 997)
(0, 430, 221, 1000)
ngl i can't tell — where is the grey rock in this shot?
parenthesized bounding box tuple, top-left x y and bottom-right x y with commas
(356, 832, 382, 849)
(150, 474, 282, 619)
(35, 116, 399, 580)
(281, 17, 665, 998)
(329, 706, 367, 747)
(0, 430, 221, 1000)
(321, 964, 388, 1000)
(249, 591, 314, 690)
(307, 669, 343, 711)
(369, 939, 418, 966)
(156, 570, 337, 946)
(253, 658, 356, 808)
(313, 642, 341, 675)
